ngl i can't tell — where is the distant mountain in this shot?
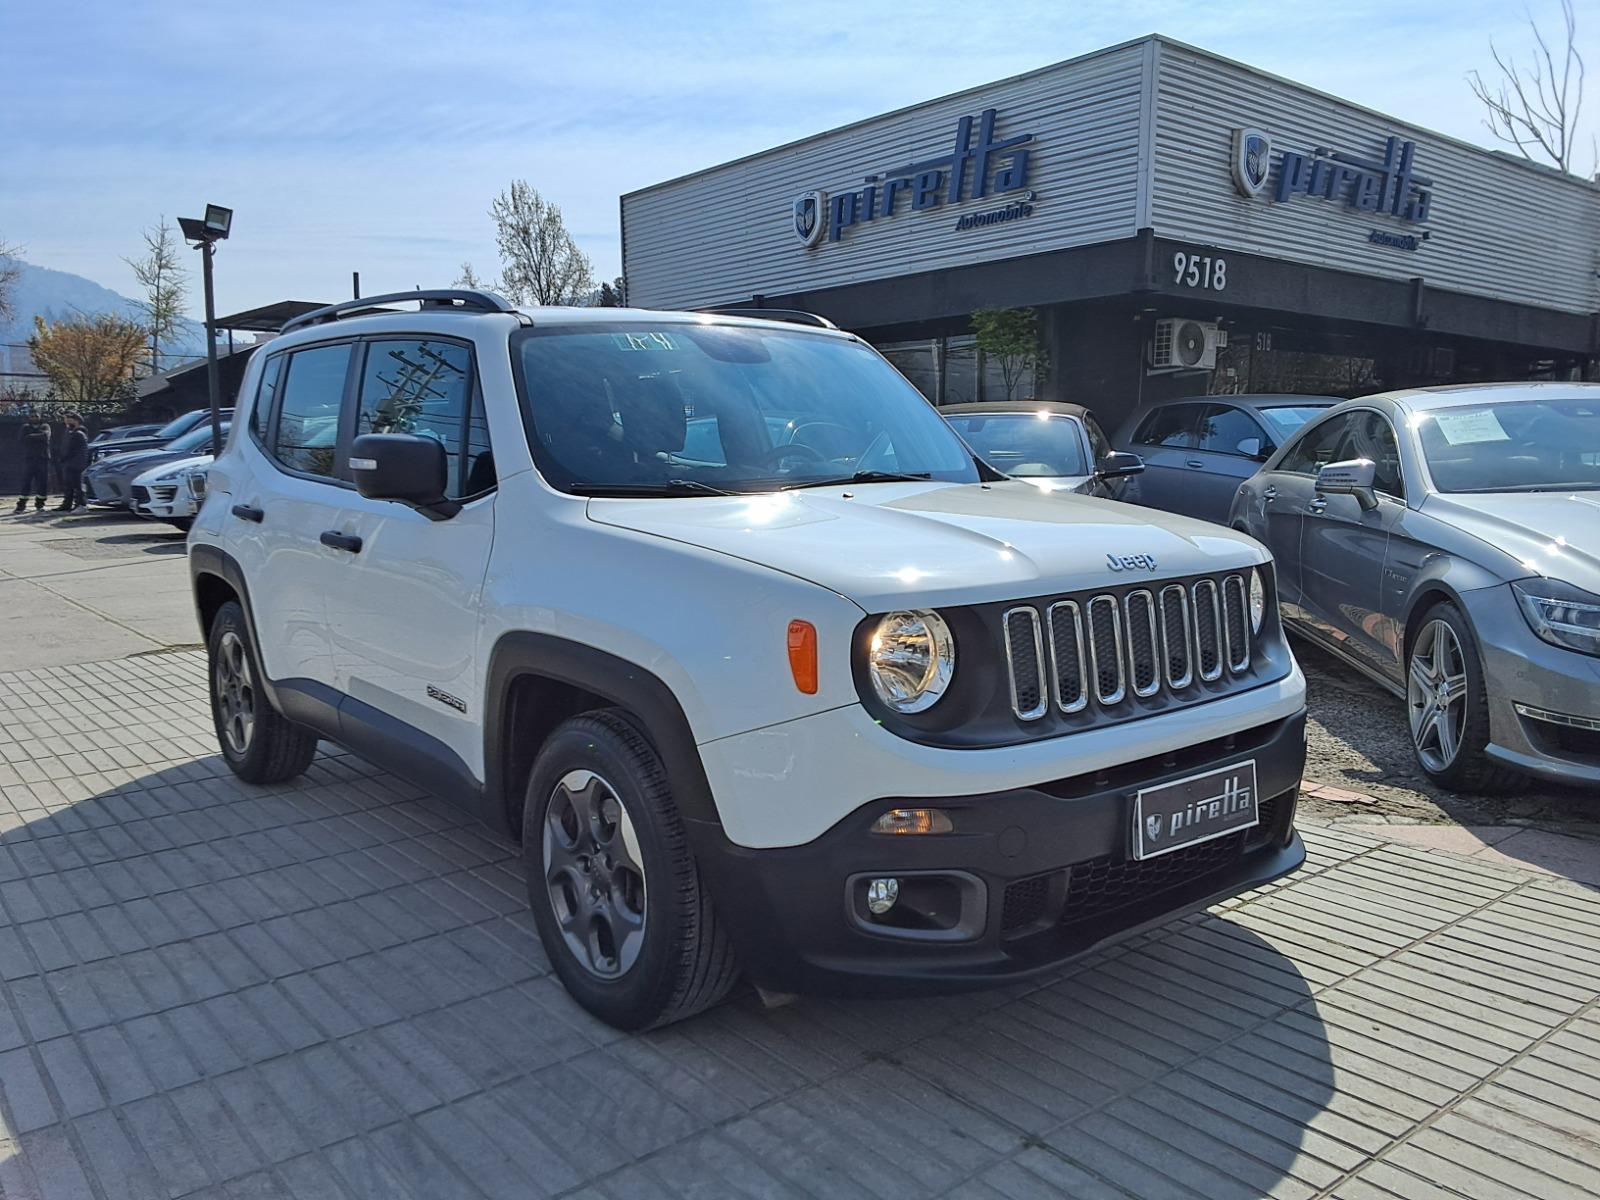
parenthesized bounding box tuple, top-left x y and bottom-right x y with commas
(0, 257, 207, 376)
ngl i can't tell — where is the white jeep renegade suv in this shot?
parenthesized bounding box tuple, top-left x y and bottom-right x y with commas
(189, 290, 1307, 1030)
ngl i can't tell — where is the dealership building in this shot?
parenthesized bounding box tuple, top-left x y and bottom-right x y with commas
(621, 36, 1600, 426)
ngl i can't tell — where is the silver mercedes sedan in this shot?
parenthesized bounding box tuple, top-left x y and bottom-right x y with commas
(1229, 382, 1600, 791)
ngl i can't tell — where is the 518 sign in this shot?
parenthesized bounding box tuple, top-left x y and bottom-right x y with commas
(1173, 250, 1227, 291)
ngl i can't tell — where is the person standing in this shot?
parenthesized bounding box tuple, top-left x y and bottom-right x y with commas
(55, 412, 89, 512)
(13, 414, 50, 513)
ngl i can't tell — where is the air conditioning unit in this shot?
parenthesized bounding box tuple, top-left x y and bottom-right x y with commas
(1151, 318, 1223, 371)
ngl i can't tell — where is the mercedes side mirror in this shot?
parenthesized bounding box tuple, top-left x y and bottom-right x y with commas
(1097, 450, 1145, 479)
(350, 434, 460, 521)
(1315, 458, 1379, 511)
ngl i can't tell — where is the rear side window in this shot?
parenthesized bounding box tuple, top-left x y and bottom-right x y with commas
(1132, 404, 1202, 448)
(274, 343, 352, 478)
(354, 339, 487, 499)
(250, 355, 283, 444)
(1196, 404, 1268, 458)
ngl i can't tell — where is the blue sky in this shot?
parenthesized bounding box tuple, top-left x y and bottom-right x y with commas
(2, 0, 1593, 317)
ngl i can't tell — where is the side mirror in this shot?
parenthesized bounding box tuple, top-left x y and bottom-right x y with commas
(1097, 450, 1145, 479)
(1315, 458, 1379, 511)
(350, 434, 460, 521)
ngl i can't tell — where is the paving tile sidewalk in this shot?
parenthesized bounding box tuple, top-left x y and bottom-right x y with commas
(0, 650, 1596, 1199)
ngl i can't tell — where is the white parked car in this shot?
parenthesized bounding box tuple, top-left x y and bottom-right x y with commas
(188, 291, 1307, 1030)
(130, 453, 211, 530)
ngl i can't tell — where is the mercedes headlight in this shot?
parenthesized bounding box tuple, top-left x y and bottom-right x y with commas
(1249, 567, 1267, 634)
(867, 610, 954, 712)
(1514, 580, 1600, 658)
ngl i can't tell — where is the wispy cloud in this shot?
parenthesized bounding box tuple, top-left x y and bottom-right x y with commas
(2, 0, 1591, 312)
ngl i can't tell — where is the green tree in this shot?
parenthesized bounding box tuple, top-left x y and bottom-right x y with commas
(597, 276, 627, 307)
(971, 307, 1047, 401)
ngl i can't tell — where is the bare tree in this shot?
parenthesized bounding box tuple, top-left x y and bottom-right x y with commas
(452, 262, 502, 293)
(487, 181, 595, 306)
(124, 219, 189, 376)
(0, 239, 22, 325)
(1467, 0, 1589, 174)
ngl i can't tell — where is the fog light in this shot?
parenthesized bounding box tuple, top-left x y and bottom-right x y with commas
(866, 878, 899, 914)
(870, 807, 954, 835)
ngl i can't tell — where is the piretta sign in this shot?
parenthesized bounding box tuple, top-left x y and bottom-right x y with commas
(792, 108, 1036, 249)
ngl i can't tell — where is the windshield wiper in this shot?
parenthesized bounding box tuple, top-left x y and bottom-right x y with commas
(568, 479, 736, 497)
(782, 470, 932, 490)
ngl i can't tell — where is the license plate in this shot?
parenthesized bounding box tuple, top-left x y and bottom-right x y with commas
(1132, 760, 1258, 860)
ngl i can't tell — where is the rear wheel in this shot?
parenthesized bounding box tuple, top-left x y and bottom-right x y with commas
(1406, 602, 1522, 792)
(523, 709, 738, 1030)
(208, 601, 318, 784)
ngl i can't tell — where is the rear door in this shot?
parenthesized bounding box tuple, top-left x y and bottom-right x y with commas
(1188, 403, 1274, 524)
(1121, 403, 1204, 514)
(322, 335, 497, 778)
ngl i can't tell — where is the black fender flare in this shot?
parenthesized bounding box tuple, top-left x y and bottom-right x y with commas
(190, 544, 275, 702)
(483, 631, 723, 838)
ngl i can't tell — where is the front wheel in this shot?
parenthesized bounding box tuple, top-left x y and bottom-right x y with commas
(523, 709, 738, 1030)
(1406, 601, 1521, 792)
(207, 601, 318, 784)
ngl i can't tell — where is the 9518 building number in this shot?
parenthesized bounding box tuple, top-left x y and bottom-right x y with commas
(1173, 251, 1227, 291)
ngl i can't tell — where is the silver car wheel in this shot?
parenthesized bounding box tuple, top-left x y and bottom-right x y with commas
(542, 769, 648, 980)
(214, 630, 257, 756)
(1407, 619, 1469, 773)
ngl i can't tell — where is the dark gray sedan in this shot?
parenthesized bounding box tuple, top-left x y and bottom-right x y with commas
(1230, 383, 1600, 791)
(1115, 394, 1337, 523)
(84, 422, 229, 507)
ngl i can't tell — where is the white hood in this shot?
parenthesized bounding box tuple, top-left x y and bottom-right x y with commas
(131, 454, 212, 486)
(588, 480, 1266, 610)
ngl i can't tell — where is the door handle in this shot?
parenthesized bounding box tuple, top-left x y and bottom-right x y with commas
(319, 530, 363, 554)
(1262, 486, 1277, 503)
(230, 504, 264, 523)
(1185, 459, 1205, 469)
(1307, 499, 1328, 514)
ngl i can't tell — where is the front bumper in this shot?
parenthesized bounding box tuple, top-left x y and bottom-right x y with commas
(689, 710, 1306, 995)
(1467, 585, 1600, 787)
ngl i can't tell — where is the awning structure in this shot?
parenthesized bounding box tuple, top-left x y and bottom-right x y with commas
(211, 300, 328, 333)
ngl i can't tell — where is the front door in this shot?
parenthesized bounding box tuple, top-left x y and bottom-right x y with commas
(321, 336, 497, 780)
(1123, 402, 1205, 514)
(1298, 410, 1410, 677)
(1249, 410, 1357, 620)
(1188, 403, 1272, 524)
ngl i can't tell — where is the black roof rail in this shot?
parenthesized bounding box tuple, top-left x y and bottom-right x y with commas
(693, 306, 838, 330)
(280, 289, 521, 333)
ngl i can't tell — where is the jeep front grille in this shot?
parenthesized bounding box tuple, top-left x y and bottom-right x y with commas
(1004, 572, 1255, 724)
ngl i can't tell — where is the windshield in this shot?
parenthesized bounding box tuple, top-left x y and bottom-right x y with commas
(155, 411, 202, 440)
(943, 412, 1088, 477)
(512, 324, 978, 494)
(1418, 398, 1600, 493)
(1259, 405, 1332, 439)
(168, 423, 228, 453)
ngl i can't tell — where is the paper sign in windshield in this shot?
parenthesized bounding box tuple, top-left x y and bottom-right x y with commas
(612, 332, 677, 352)
(1433, 410, 1510, 445)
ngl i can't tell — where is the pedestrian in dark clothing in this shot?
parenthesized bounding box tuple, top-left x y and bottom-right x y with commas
(14, 417, 50, 513)
(55, 412, 89, 511)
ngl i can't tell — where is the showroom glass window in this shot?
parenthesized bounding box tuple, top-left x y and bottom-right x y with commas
(273, 343, 353, 478)
(354, 339, 486, 499)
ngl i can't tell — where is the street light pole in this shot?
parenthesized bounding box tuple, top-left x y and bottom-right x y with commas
(200, 240, 223, 453)
(177, 205, 233, 454)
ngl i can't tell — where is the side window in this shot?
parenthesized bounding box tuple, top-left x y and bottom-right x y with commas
(1197, 404, 1269, 458)
(274, 343, 353, 478)
(355, 339, 484, 499)
(1347, 411, 1405, 500)
(1132, 404, 1201, 448)
(250, 355, 283, 444)
(1084, 414, 1112, 461)
(1279, 413, 1358, 476)
(462, 385, 496, 497)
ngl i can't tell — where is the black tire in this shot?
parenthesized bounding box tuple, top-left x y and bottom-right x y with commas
(207, 601, 318, 784)
(523, 709, 739, 1030)
(1406, 601, 1523, 793)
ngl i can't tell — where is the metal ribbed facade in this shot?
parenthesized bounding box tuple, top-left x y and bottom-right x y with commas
(623, 43, 1146, 310)
(622, 35, 1599, 320)
(1149, 44, 1600, 316)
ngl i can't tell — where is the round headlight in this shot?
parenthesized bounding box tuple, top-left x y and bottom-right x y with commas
(867, 610, 955, 713)
(1249, 567, 1266, 634)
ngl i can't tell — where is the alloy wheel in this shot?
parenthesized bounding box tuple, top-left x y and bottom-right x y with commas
(1407, 619, 1469, 772)
(214, 630, 257, 756)
(542, 769, 648, 979)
